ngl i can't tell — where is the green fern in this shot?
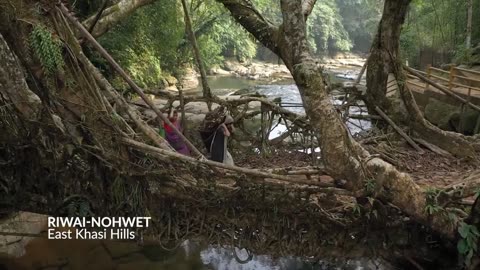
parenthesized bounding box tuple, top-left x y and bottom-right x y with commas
(29, 25, 64, 76)
(457, 222, 480, 266)
(424, 187, 444, 215)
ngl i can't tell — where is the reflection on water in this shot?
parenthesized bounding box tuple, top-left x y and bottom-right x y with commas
(0, 236, 392, 270)
(200, 246, 391, 270)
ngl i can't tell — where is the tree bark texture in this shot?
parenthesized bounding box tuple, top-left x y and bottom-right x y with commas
(365, 0, 410, 113)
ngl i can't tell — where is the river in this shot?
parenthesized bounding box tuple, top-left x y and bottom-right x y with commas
(0, 224, 393, 270)
(198, 70, 371, 138)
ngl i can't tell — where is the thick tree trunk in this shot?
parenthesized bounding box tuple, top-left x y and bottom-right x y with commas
(82, 0, 158, 38)
(0, 34, 41, 121)
(366, 0, 476, 158)
(279, 0, 367, 189)
(301, 0, 317, 19)
(365, 0, 410, 113)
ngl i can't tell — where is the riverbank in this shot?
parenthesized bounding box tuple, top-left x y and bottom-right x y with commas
(169, 54, 366, 92)
(210, 55, 366, 82)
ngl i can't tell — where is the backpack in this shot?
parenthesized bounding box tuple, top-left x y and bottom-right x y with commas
(199, 106, 227, 153)
(200, 106, 227, 133)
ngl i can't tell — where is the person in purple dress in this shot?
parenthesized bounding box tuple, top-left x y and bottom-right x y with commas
(164, 110, 190, 156)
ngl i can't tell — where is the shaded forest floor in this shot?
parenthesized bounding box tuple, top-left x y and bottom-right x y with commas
(234, 137, 479, 192)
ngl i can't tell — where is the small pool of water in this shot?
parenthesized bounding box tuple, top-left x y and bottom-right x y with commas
(0, 236, 393, 270)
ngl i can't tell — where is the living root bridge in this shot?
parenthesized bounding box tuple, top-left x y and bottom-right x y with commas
(0, 0, 343, 219)
(124, 138, 336, 188)
(148, 190, 457, 267)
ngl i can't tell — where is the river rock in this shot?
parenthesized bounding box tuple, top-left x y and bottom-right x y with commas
(209, 67, 231, 75)
(170, 101, 220, 115)
(222, 60, 249, 76)
(179, 68, 199, 90)
(424, 97, 480, 134)
(232, 87, 255, 95)
(165, 75, 178, 86)
(457, 108, 480, 135)
(0, 212, 47, 257)
(424, 97, 459, 131)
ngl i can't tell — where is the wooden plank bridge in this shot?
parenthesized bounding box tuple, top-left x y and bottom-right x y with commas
(402, 66, 480, 104)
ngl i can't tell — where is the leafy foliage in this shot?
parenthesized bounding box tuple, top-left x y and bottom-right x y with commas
(364, 178, 376, 194)
(29, 25, 64, 76)
(424, 187, 444, 215)
(308, 0, 353, 55)
(81, 0, 258, 89)
(97, 0, 181, 90)
(68, 0, 385, 88)
(401, 0, 480, 66)
(336, 0, 383, 52)
(457, 221, 480, 266)
(208, 20, 257, 62)
(454, 45, 480, 66)
(59, 195, 93, 217)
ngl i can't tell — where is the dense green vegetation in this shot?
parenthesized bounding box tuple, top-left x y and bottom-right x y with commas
(401, 0, 480, 67)
(72, 0, 479, 89)
(72, 0, 384, 89)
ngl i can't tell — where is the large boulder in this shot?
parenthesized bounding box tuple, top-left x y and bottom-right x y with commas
(222, 60, 248, 75)
(0, 212, 47, 257)
(424, 97, 480, 134)
(164, 75, 178, 86)
(457, 108, 480, 135)
(424, 98, 459, 131)
(209, 66, 231, 76)
(179, 68, 199, 90)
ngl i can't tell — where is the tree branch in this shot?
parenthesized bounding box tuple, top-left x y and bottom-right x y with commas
(215, 0, 279, 54)
(301, 0, 317, 19)
(86, 0, 110, 34)
(82, 0, 158, 38)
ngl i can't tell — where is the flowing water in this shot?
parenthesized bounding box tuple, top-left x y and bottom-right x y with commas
(201, 71, 371, 138)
